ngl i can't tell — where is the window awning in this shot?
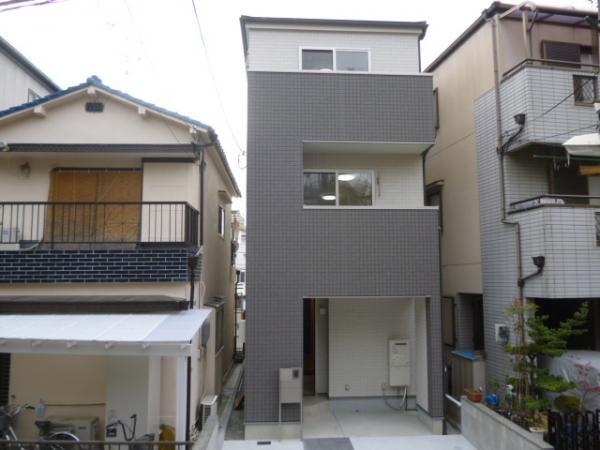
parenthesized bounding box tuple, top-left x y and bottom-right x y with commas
(563, 133, 600, 158)
(0, 309, 211, 357)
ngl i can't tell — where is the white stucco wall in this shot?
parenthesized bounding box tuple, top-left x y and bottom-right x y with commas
(303, 152, 424, 208)
(246, 27, 421, 73)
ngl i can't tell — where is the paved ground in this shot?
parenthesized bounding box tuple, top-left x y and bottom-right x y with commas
(222, 435, 476, 449)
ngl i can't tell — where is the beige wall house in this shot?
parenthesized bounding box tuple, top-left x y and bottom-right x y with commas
(425, 1, 600, 420)
(0, 75, 240, 442)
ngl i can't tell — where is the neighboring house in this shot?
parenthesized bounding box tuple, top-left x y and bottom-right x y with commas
(0, 35, 59, 109)
(241, 16, 442, 439)
(425, 1, 600, 397)
(232, 210, 246, 360)
(0, 76, 240, 442)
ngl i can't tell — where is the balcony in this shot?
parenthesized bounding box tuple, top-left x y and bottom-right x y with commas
(509, 195, 600, 298)
(0, 202, 200, 284)
(0, 201, 199, 248)
(499, 62, 598, 151)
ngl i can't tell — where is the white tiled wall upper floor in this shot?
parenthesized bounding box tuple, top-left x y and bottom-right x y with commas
(245, 27, 421, 73)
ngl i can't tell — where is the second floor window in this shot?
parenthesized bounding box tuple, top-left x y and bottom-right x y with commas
(304, 170, 373, 207)
(573, 75, 596, 104)
(301, 48, 369, 72)
(218, 206, 225, 237)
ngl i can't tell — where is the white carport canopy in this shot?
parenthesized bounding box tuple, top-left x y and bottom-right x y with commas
(0, 309, 211, 357)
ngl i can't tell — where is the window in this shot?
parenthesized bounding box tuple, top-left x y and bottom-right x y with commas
(303, 170, 373, 207)
(336, 50, 369, 71)
(302, 49, 333, 71)
(218, 206, 225, 237)
(27, 89, 40, 102)
(573, 75, 596, 104)
(0, 354, 9, 406)
(433, 88, 440, 130)
(301, 48, 369, 72)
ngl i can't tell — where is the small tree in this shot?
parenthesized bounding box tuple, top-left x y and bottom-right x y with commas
(505, 299, 588, 417)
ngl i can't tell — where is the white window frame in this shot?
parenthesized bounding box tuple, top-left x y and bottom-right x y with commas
(299, 47, 371, 73)
(303, 169, 375, 208)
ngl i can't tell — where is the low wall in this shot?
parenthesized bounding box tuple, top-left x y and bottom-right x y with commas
(461, 397, 553, 450)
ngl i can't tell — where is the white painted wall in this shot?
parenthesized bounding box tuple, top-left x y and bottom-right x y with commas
(328, 297, 427, 399)
(246, 27, 421, 73)
(0, 49, 52, 111)
(105, 356, 161, 440)
(303, 152, 424, 208)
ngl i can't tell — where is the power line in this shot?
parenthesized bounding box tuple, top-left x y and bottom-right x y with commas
(0, 0, 64, 12)
(528, 77, 595, 125)
(190, 0, 247, 169)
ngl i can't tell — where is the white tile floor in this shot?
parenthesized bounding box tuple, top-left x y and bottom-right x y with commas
(302, 396, 430, 438)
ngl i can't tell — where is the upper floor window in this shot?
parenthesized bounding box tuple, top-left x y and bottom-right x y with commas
(304, 170, 373, 207)
(27, 89, 40, 102)
(301, 48, 369, 72)
(218, 206, 225, 237)
(573, 75, 596, 105)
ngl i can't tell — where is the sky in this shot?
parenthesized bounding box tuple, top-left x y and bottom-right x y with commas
(0, 0, 596, 214)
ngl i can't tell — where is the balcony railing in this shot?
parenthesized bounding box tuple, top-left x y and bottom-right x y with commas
(0, 440, 193, 450)
(509, 195, 600, 213)
(0, 202, 199, 247)
(503, 58, 600, 80)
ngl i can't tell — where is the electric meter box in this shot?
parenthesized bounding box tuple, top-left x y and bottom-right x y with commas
(388, 339, 410, 387)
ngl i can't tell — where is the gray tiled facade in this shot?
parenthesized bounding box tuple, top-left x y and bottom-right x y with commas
(246, 71, 442, 423)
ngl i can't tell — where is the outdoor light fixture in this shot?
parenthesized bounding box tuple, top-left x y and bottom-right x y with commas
(19, 162, 31, 177)
(514, 113, 526, 126)
(338, 174, 356, 181)
(321, 195, 336, 201)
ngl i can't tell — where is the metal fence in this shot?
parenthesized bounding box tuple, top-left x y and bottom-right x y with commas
(547, 410, 600, 450)
(0, 441, 193, 450)
(0, 202, 199, 247)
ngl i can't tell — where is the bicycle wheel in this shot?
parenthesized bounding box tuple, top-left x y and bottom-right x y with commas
(42, 432, 80, 450)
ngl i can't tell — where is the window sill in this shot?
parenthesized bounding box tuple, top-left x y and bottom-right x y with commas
(303, 205, 439, 210)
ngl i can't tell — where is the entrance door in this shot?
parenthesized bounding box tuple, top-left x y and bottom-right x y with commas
(47, 170, 142, 243)
(303, 298, 316, 396)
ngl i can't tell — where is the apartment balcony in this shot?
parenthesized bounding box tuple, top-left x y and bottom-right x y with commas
(499, 61, 598, 151)
(509, 195, 600, 298)
(0, 201, 200, 284)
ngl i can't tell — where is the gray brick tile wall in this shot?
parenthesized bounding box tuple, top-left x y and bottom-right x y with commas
(246, 71, 442, 423)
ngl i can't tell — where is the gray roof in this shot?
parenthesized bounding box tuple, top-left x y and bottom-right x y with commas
(0, 35, 59, 92)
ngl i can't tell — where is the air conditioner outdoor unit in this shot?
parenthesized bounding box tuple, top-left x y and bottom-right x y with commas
(46, 416, 99, 440)
(200, 395, 218, 428)
(0, 227, 20, 251)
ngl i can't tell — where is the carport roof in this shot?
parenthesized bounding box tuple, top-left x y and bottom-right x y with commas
(0, 308, 211, 357)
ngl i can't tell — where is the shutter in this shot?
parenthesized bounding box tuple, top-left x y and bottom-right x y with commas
(0, 353, 10, 406)
(542, 41, 581, 66)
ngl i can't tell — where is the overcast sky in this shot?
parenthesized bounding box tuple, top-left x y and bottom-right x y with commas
(0, 0, 595, 213)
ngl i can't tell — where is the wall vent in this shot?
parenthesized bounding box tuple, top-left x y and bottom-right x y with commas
(85, 102, 104, 113)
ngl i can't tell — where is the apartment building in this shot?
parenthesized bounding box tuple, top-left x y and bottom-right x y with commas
(0, 75, 240, 441)
(241, 16, 442, 439)
(0, 35, 58, 109)
(426, 1, 600, 395)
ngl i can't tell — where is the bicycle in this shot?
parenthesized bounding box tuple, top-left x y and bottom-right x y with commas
(0, 401, 79, 450)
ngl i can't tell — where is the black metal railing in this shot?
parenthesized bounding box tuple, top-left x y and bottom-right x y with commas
(0, 202, 199, 247)
(547, 410, 600, 450)
(0, 440, 193, 450)
(509, 195, 600, 213)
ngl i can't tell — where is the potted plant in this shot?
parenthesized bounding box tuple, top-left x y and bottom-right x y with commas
(464, 388, 483, 403)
